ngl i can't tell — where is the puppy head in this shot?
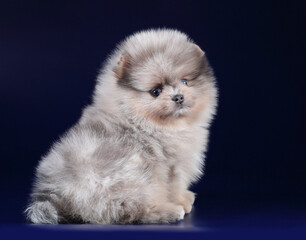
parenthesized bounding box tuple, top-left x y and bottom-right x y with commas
(112, 29, 217, 128)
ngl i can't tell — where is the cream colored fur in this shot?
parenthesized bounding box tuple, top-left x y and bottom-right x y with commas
(25, 29, 217, 224)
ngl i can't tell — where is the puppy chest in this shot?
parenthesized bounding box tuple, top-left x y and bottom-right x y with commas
(139, 131, 197, 163)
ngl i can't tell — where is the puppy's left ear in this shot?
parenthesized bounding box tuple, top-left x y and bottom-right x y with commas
(114, 52, 131, 79)
(193, 44, 205, 57)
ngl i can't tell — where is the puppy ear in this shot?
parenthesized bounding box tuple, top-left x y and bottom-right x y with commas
(193, 44, 205, 57)
(114, 52, 131, 79)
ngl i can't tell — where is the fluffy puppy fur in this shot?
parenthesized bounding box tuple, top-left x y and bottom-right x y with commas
(25, 29, 218, 224)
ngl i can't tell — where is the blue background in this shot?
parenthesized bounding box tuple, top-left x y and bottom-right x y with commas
(1, 0, 306, 238)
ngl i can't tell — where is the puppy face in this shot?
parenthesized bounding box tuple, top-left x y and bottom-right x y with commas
(114, 30, 216, 127)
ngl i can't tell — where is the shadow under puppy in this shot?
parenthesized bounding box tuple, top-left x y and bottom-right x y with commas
(25, 29, 218, 224)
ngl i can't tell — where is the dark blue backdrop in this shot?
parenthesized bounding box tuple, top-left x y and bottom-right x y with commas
(1, 0, 305, 232)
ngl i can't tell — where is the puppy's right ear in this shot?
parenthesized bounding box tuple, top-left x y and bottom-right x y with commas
(193, 44, 205, 57)
(114, 52, 131, 79)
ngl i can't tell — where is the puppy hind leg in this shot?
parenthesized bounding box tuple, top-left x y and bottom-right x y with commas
(25, 200, 59, 224)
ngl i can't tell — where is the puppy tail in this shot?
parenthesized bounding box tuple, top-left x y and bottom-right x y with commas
(25, 200, 59, 224)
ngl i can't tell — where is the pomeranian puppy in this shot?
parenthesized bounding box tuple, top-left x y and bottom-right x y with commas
(25, 29, 218, 224)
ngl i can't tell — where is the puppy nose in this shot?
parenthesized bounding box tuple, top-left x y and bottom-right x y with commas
(172, 94, 184, 104)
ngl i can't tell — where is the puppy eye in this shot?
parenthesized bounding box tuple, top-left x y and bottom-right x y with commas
(181, 79, 188, 86)
(150, 87, 162, 97)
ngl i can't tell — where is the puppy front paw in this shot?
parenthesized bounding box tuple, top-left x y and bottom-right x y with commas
(173, 190, 195, 214)
(144, 203, 185, 223)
